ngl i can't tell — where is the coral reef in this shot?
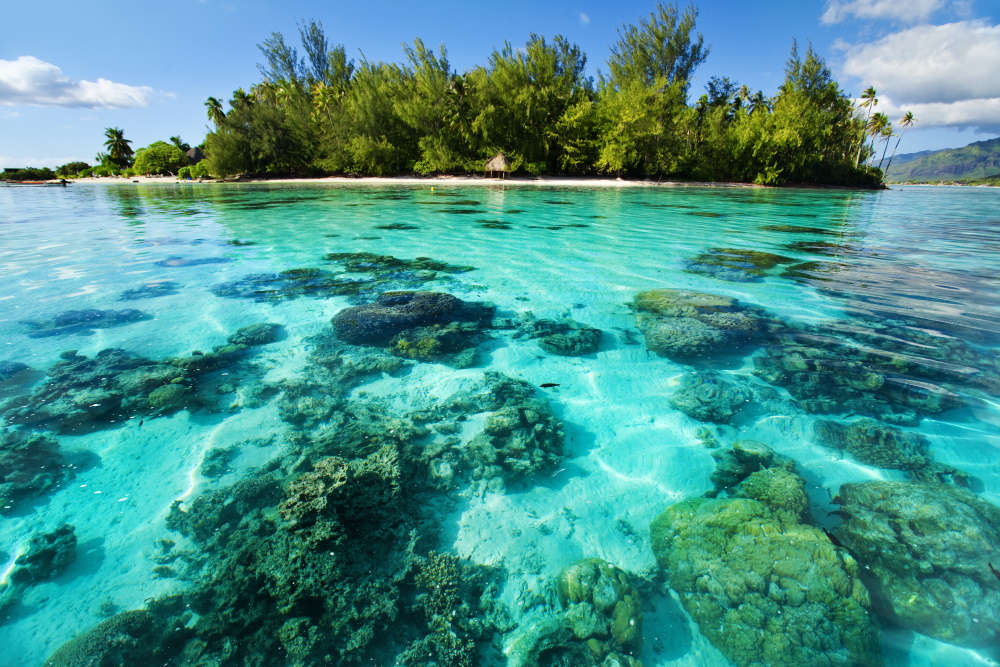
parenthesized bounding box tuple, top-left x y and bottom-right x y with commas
(462, 397, 564, 493)
(212, 268, 368, 302)
(154, 256, 231, 267)
(43, 610, 166, 666)
(668, 371, 753, 424)
(684, 247, 796, 282)
(753, 334, 964, 423)
(324, 252, 475, 275)
(0, 361, 29, 382)
(650, 497, 882, 667)
(5, 323, 281, 432)
(118, 281, 180, 301)
(557, 558, 643, 657)
(20, 309, 150, 338)
(708, 439, 792, 493)
(0, 429, 68, 512)
(398, 552, 507, 666)
(332, 291, 494, 346)
(633, 289, 766, 361)
(835, 481, 1000, 646)
(514, 315, 602, 356)
(388, 321, 488, 367)
(227, 322, 283, 347)
(1, 524, 77, 619)
(815, 418, 936, 472)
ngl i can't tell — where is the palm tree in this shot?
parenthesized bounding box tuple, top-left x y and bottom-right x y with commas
(864, 112, 889, 166)
(205, 97, 226, 125)
(103, 127, 134, 169)
(854, 86, 877, 165)
(747, 91, 770, 115)
(876, 124, 894, 171)
(170, 136, 191, 152)
(883, 111, 916, 178)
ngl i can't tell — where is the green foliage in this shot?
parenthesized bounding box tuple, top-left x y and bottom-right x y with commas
(191, 161, 212, 179)
(178, 166, 193, 179)
(103, 127, 134, 169)
(195, 11, 876, 186)
(133, 141, 190, 175)
(55, 161, 91, 177)
(1, 166, 56, 181)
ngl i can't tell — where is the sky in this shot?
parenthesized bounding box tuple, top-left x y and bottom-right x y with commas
(2, 0, 998, 168)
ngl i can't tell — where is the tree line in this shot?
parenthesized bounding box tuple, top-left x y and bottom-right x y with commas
(199, 3, 900, 186)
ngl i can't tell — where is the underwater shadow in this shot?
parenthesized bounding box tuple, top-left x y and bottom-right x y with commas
(640, 590, 694, 663)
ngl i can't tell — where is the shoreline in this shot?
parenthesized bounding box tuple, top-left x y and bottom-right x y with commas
(51, 174, 888, 190)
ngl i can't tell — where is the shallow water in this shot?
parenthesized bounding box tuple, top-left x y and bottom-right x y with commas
(1, 182, 999, 666)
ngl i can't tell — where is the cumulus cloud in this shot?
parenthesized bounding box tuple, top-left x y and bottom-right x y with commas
(822, 0, 945, 24)
(838, 20, 1000, 130)
(0, 56, 154, 108)
(0, 155, 87, 169)
(579, 12, 590, 25)
(874, 94, 1000, 133)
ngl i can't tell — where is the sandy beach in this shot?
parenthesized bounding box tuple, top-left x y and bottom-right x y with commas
(68, 173, 765, 188)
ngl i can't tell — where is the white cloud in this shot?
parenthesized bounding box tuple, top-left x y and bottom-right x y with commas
(0, 56, 154, 108)
(876, 94, 1000, 131)
(0, 155, 88, 169)
(838, 20, 1000, 130)
(822, 0, 945, 24)
(579, 12, 590, 25)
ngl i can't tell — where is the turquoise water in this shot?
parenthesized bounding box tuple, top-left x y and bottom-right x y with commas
(0, 182, 998, 666)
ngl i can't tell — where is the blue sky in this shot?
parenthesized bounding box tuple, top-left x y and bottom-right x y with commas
(2, 0, 998, 167)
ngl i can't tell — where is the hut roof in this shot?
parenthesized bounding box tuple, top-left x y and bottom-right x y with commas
(485, 152, 510, 171)
(186, 147, 205, 164)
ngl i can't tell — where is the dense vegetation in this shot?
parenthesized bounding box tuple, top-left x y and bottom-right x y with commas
(201, 4, 879, 186)
(886, 137, 1000, 183)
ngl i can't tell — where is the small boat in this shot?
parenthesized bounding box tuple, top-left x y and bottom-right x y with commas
(1, 180, 69, 187)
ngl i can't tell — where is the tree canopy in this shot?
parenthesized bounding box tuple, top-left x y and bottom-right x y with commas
(200, 7, 880, 186)
(133, 141, 190, 175)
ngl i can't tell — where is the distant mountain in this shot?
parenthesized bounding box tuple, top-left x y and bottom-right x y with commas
(885, 137, 1000, 182)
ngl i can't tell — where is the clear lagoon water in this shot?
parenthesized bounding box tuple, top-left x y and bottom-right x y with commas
(1, 182, 999, 666)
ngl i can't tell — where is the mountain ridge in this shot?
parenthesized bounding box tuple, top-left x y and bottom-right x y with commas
(885, 137, 1000, 182)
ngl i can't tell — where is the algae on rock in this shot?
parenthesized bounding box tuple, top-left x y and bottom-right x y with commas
(650, 496, 881, 667)
(835, 481, 1000, 646)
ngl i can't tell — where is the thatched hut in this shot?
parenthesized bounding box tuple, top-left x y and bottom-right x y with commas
(485, 152, 510, 179)
(186, 147, 205, 165)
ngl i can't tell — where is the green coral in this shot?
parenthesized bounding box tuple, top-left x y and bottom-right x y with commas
(835, 481, 1000, 646)
(633, 289, 765, 361)
(557, 558, 643, 654)
(668, 372, 753, 424)
(43, 610, 164, 666)
(650, 497, 881, 667)
(815, 418, 930, 471)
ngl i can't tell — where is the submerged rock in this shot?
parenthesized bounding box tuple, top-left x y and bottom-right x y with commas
(633, 289, 765, 361)
(227, 322, 283, 347)
(815, 418, 930, 471)
(43, 610, 164, 666)
(835, 481, 1000, 646)
(0, 430, 68, 513)
(558, 558, 643, 654)
(117, 281, 180, 301)
(515, 314, 602, 356)
(709, 439, 793, 496)
(0, 524, 77, 618)
(0, 361, 30, 382)
(668, 371, 753, 423)
(684, 247, 796, 283)
(21, 308, 150, 338)
(388, 321, 487, 366)
(650, 497, 881, 667)
(332, 291, 494, 346)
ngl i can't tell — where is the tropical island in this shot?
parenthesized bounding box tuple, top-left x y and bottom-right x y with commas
(4, 3, 919, 188)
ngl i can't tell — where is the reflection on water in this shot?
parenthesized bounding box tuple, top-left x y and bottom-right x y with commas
(0, 183, 998, 667)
